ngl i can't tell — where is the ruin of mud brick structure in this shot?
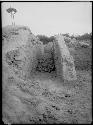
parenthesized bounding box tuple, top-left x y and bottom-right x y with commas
(2, 25, 77, 81)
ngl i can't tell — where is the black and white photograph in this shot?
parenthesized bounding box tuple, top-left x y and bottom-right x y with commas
(2, 1, 92, 124)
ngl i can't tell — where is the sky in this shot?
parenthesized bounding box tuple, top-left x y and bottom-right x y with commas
(2, 2, 92, 36)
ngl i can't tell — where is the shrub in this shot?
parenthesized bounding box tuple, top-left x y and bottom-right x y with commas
(75, 33, 92, 41)
(37, 35, 55, 44)
(5, 49, 25, 70)
(71, 47, 92, 70)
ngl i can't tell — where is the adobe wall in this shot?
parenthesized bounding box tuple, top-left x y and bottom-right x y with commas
(2, 26, 44, 80)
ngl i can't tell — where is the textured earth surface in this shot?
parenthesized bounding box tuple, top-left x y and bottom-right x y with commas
(2, 25, 92, 124)
(3, 69, 92, 124)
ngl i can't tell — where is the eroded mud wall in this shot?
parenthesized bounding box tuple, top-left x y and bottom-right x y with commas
(2, 26, 44, 80)
(54, 35, 77, 81)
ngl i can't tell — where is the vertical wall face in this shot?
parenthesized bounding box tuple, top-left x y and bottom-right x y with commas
(54, 40, 63, 78)
(54, 35, 77, 81)
(2, 26, 42, 80)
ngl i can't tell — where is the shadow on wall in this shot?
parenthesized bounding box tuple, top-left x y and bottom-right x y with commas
(36, 42, 56, 73)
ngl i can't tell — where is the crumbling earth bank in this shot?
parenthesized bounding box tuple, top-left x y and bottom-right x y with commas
(2, 26, 92, 124)
(2, 25, 44, 80)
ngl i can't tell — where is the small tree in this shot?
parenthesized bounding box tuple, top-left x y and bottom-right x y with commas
(6, 6, 17, 25)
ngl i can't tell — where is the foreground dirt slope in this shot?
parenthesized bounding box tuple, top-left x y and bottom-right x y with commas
(3, 69, 92, 124)
(2, 26, 92, 124)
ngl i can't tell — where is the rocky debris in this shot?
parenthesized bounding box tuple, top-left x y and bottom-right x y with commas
(54, 34, 77, 81)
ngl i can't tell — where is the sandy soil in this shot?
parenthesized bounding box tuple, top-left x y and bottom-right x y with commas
(2, 69, 92, 124)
